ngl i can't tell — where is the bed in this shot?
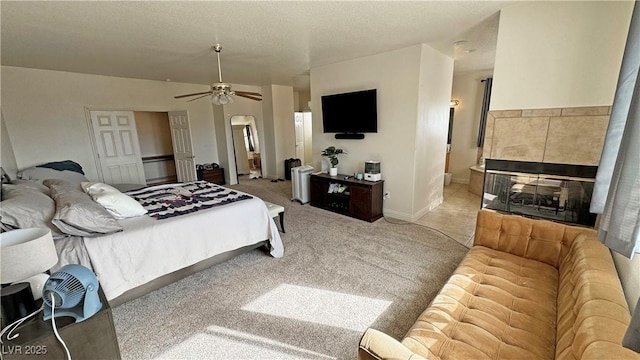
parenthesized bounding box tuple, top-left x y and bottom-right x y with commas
(1, 163, 283, 306)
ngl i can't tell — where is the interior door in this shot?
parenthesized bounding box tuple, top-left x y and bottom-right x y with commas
(90, 111, 146, 185)
(168, 111, 197, 182)
(294, 112, 305, 161)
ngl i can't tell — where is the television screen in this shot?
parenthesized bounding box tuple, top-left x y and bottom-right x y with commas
(321, 89, 377, 133)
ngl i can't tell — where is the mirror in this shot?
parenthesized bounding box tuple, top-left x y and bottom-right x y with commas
(230, 115, 261, 181)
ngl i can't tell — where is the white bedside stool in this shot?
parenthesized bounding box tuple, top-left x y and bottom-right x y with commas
(264, 201, 285, 233)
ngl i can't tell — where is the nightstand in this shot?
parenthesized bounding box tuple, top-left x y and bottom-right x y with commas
(197, 168, 225, 185)
(1, 286, 121, 360)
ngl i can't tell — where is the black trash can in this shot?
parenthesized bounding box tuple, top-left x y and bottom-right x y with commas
(284, 158, 301, 180)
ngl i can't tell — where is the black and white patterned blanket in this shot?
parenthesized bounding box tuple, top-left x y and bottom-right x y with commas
(126, 181, 253, 220)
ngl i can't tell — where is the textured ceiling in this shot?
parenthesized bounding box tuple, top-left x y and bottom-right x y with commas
(1, 1, 513, 91)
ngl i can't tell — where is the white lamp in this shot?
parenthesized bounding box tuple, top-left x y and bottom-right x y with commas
(1, 228, 58, 299)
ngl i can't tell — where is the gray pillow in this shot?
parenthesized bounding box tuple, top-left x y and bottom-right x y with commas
(44, 179, 122, 237)
(18, 167, 89, 184)
(2, 179, 50, 196)
(0, 184, 63, 238)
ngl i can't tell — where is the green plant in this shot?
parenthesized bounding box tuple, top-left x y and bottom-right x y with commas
(321, 146, 346, 168)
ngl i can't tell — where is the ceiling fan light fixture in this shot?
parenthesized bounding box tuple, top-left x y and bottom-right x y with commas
(174, 44, 262, 104)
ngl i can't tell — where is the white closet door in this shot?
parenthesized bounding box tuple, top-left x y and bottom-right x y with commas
(90, 110, 146, 185)
(294, 113, 305, 161)
(168, 111, 197, 182)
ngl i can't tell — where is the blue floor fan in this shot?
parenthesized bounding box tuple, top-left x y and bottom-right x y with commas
(43, 264, 102, 323)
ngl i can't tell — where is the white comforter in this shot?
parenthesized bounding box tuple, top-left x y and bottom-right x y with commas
(76, 189, 283, 300)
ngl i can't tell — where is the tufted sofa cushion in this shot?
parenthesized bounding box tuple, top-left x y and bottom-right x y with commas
(402, 246, 558, 359)
(556, 234, 635, 359)
(359, 210, 640, 360)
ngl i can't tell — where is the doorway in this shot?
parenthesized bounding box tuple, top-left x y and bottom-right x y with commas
(294, 111, 312, 165)
(135, 111, 177, 185)
(230, 115, 261, 182)
(88, 110, 196, 185)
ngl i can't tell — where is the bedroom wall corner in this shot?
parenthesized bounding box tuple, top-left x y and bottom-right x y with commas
(1, 111, 19, 178)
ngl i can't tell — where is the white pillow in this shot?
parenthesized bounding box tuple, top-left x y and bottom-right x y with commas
(80, 182, 147, 219)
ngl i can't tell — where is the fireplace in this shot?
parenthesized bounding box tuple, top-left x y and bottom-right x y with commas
(482, 159, 598, 227)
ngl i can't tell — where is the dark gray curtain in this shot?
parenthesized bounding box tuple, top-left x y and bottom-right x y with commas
(477, 77, 493, 147)
(245, 125, 254, 152)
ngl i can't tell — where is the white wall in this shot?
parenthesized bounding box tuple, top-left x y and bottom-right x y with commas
(260, 85, 296, 179)
(0, 112, 19, 178)
(272, 85, 296, 179)
(449, 70, 493, 183)
(613, 252, 640, 313)
(490, 1, 638, 311)
(412, 44, 455, 218)
(310, 44, 453, 220)
(1, 66, 216, 181)
(260, 86, 277, 179)
(491, 1, 633, 110)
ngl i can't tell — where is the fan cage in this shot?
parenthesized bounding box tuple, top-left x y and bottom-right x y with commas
(43, 270, 86, 308)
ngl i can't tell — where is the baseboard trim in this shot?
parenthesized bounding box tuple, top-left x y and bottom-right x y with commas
(452, 178, 469, 185)
(382, 209, 412, 222)
(384, 202, 442, 223)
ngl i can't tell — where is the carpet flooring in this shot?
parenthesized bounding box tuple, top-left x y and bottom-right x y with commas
(112, 179, 469, 359)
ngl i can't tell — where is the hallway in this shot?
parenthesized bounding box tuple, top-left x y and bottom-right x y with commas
(415, 183, 482, 248)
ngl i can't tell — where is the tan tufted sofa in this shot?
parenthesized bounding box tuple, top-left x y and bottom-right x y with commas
(359, 210, 640, 360)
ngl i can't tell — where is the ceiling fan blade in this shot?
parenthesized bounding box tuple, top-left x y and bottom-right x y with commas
(235, 93, 263, 101)
(174, 91, 212, 99)
(235, 90, 263, 97)
(186, 93, 213, 102)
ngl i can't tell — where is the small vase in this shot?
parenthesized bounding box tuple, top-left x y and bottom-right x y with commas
(329, 167, 338, 176)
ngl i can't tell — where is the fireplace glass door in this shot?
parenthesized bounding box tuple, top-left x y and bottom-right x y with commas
(482, 170, 596, 227)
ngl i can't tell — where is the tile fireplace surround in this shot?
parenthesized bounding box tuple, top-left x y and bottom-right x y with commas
(482, 106, 611, 165)
(478, 105, 611, 227)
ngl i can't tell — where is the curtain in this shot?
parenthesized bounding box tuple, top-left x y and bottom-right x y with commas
(591, 0, 640, 260)
(589, 1, 639, 353)
(245, 125, 254, 152)
(476, 77, 493, 147)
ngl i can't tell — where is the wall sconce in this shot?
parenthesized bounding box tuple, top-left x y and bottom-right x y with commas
(450, 99, 460, 107)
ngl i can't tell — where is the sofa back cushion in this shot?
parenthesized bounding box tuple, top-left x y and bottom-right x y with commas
(474, 210, 591, 268)
(556, 234, 633, 359)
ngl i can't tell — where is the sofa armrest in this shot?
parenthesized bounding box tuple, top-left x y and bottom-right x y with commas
(359, 328, 429, 360)
(582, 341, 640, 359)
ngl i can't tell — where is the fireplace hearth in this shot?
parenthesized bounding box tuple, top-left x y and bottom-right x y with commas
(482, 159, 598, 227)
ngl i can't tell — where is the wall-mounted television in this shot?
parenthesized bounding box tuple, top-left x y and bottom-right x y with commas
(321, 89, 377, 139)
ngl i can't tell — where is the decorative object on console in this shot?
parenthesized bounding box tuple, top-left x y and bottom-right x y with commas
(174, 44, 263, 104)
(364, 160, 381, 181)
(0, 228, 58, 326)
(321, 146, 345, 177)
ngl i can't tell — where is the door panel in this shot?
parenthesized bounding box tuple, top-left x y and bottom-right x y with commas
(168, 111, 197, 182)
(90, 111, 146, 185)
(294, 113, 305, 161)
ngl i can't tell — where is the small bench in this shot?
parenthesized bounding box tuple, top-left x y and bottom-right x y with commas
(264, 201, 285, 233)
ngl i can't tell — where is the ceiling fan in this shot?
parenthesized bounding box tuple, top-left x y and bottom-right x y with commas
(174, 44, 262, 105)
